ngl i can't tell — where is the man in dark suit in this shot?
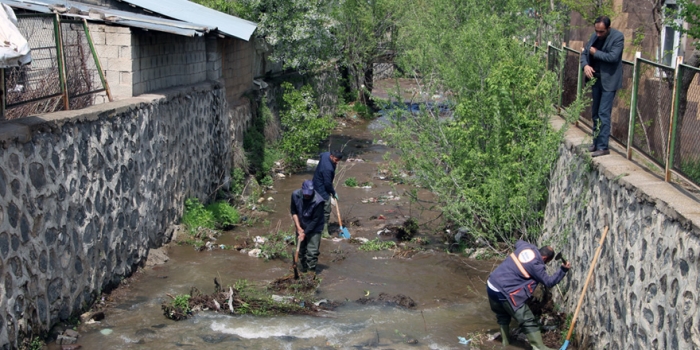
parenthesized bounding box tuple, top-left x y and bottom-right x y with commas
(580, 16, 624, 157)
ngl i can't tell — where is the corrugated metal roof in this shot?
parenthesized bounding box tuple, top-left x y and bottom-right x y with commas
(0, 0, 229, 37)
(118, 0, 257, 41)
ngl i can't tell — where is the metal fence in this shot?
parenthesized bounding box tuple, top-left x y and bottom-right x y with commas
(543, 41, 700, 187)
(3, 14, 110, 120)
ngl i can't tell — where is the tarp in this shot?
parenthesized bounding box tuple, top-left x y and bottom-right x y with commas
(0, 3, 31, 68)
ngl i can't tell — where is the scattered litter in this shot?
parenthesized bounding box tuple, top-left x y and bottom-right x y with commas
(331, 238, 344, 242)
(248, 249, 261, 258)
(378, 215, 386, 220)
(100, 329, 113, 335)
(275, 161, 282, 167)
(306, 159, 319, 166)
(275, 173, 286, 179)
(458, 337, 472, 345)
(361, 185, 372, 189)
(372, 256, 389, 260)
(219, 244, 226, 249)
(375, 139, 387, 145)
(267, 197, 274, 201)
(257, 198, 265, 203)
(377, 229, 391, 235)
(313, 299, 328, 306)
(362, 195, 401, 204)
(487, 332, 500, 341)
(254, 236, 266, 246)
(272, 295, 294, 303)
(346, 158, 365, 162)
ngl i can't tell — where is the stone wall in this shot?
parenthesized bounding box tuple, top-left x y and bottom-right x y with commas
(541, 119, 700, 349)
(0, 82, 250, 348)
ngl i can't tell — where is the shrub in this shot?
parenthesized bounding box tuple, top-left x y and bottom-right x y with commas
(258, 230, 292, 261)
(279, 82, 336, 168)
(260, 175, 274, 187)
(182, 198, 216, 235)
(230, 167, 246, 196)
(205, 201, 240, 228)
(344, 177, 358, 187)
(359, 238, 397, 251)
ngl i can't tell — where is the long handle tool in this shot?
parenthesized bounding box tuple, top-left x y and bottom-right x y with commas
(560, 226, 608, 350)
(334, 198, 351, 239)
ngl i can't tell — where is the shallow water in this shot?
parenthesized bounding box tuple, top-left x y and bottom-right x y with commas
(51, 80, 533, 350)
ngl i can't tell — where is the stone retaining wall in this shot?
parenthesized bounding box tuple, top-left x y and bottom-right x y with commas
(541, 119, 700, 350)
(0, 82, 250, 348)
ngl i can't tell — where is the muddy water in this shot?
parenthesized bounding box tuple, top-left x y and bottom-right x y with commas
(58, 87, 520, 350)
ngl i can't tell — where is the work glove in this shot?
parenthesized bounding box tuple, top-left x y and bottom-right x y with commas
(334, 193, 339, 200)
(331, 197, 336, 206)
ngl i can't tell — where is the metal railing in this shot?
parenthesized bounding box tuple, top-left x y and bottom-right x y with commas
(539, 41, 700, 187)
(2, 14, 111, 120)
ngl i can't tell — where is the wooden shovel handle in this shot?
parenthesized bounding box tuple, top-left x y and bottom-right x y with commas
(565, 226, 608, 341)
(334, 197, 343, 227)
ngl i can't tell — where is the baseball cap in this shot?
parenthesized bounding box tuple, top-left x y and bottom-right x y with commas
(302, 180, 314, 196)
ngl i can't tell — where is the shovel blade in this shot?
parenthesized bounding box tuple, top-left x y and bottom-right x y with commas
(339, 226, 351, 239)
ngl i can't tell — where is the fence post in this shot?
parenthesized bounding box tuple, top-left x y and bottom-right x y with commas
(627, 52, 642, 160)
(82, 19, 113, 102)
(546, 41, 551, 70)
(665, 56, 684, 182)
(576, 48, 584, 127)
(1, 69, 5, 119)
(53, 14, 70, 110)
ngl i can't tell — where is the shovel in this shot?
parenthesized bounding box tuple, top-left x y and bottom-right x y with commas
(560, 226, 608, 350)
(334, 198, 351, 239)
(293, 235, 302, 280)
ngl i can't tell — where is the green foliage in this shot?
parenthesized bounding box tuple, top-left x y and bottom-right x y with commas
(680, 157, 700, 184)
(672, 0, 700, 50)
(182, 198, 216, 235)
(258, 230, 292, 261)
(383, 0, 576, 245)
(191, 0, 256, 20)
(560, 0, 617, 25)
(172, 294, 191, 313)
(260, 175, 274, 187)
(344, 177, 358, 187)
(359, 238, 397, 251)
(230, 167, 246, 196)
(205, 201, 241, 228)
(279, 82, 335, 168)
(353, 102, 374, 119)
(244, 99, 283, 180)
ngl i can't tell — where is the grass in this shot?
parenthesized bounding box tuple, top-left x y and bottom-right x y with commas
(359, 238, 397, 251)
(344, 177, 359, 187)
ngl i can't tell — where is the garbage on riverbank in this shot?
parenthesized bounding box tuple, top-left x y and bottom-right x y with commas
(161, 277, 333, 321)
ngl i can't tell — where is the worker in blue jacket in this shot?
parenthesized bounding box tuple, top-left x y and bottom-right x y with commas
(290, 180, 325, 273)
(486, 240, 571, 349)
(312, 150, 344, 236)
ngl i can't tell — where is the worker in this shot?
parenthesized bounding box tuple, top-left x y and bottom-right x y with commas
(290, 180, 325, 274)
(486, 240, 571, 349)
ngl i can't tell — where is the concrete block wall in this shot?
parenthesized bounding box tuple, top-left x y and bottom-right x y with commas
(88, 24, 134, 103)
(0, 82, 251, 348)
(541, 119, 700, 349)
(222, 38, 254, 107)
(132, 32, 209, 96)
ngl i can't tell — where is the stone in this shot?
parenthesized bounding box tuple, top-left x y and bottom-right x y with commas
(145, 247, 169, 267)
(61, 344, 82, 350)
(57, 335, 77, 345)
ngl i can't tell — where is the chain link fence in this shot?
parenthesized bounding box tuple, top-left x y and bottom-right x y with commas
(672, 64, 700, 184)
(4, 14, 63, 119)
(3, 15, 107, 120)
(536, 41, 700, 187)
(630, 59, 675, 168)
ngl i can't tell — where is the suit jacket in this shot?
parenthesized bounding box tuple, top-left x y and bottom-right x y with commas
(580, 28, 624, 92)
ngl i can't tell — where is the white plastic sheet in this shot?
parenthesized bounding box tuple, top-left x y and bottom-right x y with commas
(0, 4, 31, 68)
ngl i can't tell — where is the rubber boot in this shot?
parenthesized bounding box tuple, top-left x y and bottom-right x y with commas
(526, 331, 555, 350)
(499, 325, 510, 347)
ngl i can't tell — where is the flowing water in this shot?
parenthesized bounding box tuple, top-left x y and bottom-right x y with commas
(49, 81, 528, 350)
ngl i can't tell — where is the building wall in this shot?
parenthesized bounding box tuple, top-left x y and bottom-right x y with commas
(541, 119, 700, 350)
(0, 82, 251, 348)
(221, 37, 254, 107)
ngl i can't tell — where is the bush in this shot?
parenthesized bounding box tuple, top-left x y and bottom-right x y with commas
(230, 167, 246, 196)
(344, 177, 358, 187)
(359, 238, 397, 251)
(259, 230, 292, 261)
(205, 201, 240, 228)
(279, 82, 336, 168)
(182, 198, 216, 235)
(353, 102, 374, 119)
(260, 175, 274, 187)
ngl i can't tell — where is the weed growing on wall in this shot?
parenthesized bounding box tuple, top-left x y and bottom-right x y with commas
(230, 167, 246, 196)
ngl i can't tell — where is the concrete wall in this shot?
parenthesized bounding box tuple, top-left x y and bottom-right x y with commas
(0, 82, 251, 348)
(541, 118, 700, 349)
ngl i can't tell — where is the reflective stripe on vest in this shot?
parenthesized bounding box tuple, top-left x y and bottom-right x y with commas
(510, 253, 531, 279)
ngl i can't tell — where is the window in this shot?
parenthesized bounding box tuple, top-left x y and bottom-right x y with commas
(660, 1, 682, 67)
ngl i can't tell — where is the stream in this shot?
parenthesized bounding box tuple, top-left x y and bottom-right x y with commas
(49, 80, 529, 350)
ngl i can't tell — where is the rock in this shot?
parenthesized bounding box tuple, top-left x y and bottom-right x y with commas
(272, 295, 293, 303)
(275, 173, 286, 179)
(64, 329, 79, 338)
(257, 197, 265, 204)
(167, 224, 187, 243)
(99, 329, 113, 335)
(57, 335, 77, 345)
(248, 249, 261, 258)
(61, 345, 82, 350)
(242, 176, 261, 197)
(145, 247, 169, 267)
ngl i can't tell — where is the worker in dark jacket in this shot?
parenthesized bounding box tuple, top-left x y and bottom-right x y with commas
(290, 180, 326, 273)
(486, 240, 571, 350)
(312, 150, 344, 236)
